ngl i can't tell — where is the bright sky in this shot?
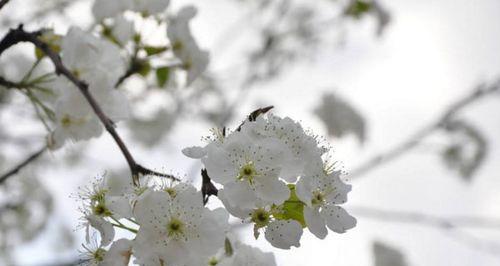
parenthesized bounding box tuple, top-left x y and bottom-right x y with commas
(5, 0, 500, 265)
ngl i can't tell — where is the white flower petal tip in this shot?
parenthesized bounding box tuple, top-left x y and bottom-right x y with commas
(181, 146, 206, 159)
(265, 220, 303, 249)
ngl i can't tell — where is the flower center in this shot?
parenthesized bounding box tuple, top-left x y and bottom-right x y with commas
(92, 202, 112, 217)
(93, 248, 106, 262)
(311, 190, 325, 206)
(172, 40, 183, 51)
(164, 188, 177, 198)
(167, 217, 185, 238)
(238, 163, 257, 184)
(60, 115, 72, 128)
(251, 208, 270, 228)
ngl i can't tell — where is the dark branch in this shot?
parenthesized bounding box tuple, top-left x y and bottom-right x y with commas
(0, 146, 46, 184)
(0, 0, 9, 11)
(236, 105, 273, 131)
(0, 25, 178, 185)
(201, 169, 218, 205)
(0, 75, 24, 89)
(349, 80, 500, 179)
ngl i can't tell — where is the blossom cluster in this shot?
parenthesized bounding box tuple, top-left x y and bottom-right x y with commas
(45, 0, 208, 149)
(79, 175, 276, 266)
(183, 113, 356, 249)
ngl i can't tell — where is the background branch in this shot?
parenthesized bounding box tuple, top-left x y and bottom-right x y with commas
(349, 79, 500, 179)
(0, 0, 9, 11)
(0, 146, 46, 184)
(351, 205, 500, 230)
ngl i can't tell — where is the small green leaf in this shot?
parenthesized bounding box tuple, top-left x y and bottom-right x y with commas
(144, 46, 168, 56)
(155, 66, 170, 87)
(224, 238, 233, 256)
(273, 184, 306, 227)
(137, 60, 151, 77)
(345, 0, 373, 19)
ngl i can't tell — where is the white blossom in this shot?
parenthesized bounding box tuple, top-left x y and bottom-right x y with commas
(167, 6, 209, 85)
(132, 183, 229, 265)
(296, 169, 356, 239)
(202, 131, 291, 208)
(112, 15, 135, 45)
(50, 27, 130, 148)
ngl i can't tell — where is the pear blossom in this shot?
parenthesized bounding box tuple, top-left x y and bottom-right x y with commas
(50, 27, 130, 148)
(184, 112, 356, 249)
(92, 0, 133, 21)
(202, 131, 291, 208)
(133, 183, 229, 265)
(296, 169, 356, 239)
(240, 114, 329, 182)
(167, 6, 209, 85)
(112, 15, 135, 45)
(218, 190, 303, 250)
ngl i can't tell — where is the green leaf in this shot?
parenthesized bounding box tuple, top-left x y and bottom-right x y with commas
(137, 60, 151, 77)
(224, 238, 233, 256)
(144, 46, 168, 56)
(345, 0, 373, 19)
(155, 67, 170, 87)
(273, 184, 306, 227)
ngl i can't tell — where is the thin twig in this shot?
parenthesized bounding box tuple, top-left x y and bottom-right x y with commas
(351, 205, 500, 230)
(353, 205, 500, 258)
(0, 25, 179, 185)
(0, 146, 47, 184)
(0, 76, 28, 89)
(349, 79, 500, 179)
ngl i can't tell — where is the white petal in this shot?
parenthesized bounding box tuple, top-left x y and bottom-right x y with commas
(181, 146, 206, 159)
(217, 190, 252, 218)
(187, 208, 228, 258)
(320, 205, 356, 233)
(132, 228, 162, 266)
(295, 177, 313, 207)
(86, 215, 115, 247)
(221, 181, 258, 210)
(264, 220, 303, 249)
(202, 147, 237, 184)
(105, 175, 134, 196)
(254, 172, 290, 205)
(304, 207, 327, 239)
(101, 238, 132, 266)
(105, 195, 132, 219)
(133, 189, 170, 228)
(325, 172, 352, 205)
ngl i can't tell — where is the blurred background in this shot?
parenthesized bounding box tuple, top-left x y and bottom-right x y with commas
(0, 0, 500, 265)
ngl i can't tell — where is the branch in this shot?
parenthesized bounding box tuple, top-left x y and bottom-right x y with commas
(0, 0, 9, 11)
(349, 79, 500, 179)
(0, 75, 24, 89)
(351, 205, 500, 230)
(0, 25, 179, 184)
(0, 146, 46, 184)
(353, 205, 500, 258)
